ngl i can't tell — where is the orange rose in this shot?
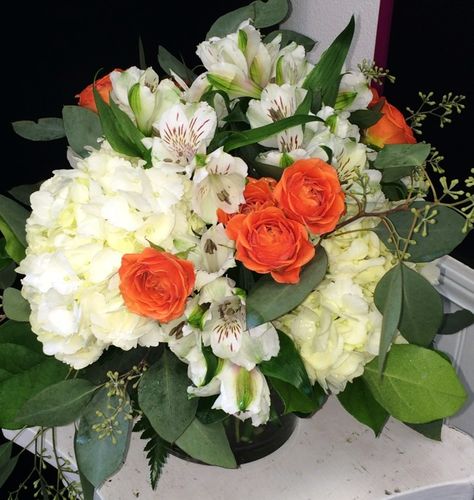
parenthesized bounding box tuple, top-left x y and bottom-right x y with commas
(365, 95, 416, 148)
(273, 159, 345, 235)
(76, 70, 121, 113)
(119, 247, 195, 323)
(226, 206, 315, 284)
(217, 177, 277, 224)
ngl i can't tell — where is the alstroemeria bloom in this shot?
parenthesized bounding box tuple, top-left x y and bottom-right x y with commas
(197, 20, 280, 98)
(189, 361, 271, 426)
(272, 42, 313, 86)
(144, 102, 217, 169)
(192, 147, 248, 224)
(110, 66, 181, 135)
(336, 70, 372, 112)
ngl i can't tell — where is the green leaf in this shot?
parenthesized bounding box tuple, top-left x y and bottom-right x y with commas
(0, 320, 69, 428)
(75, 388, 132, 487)
(0, 194, 29, 263)
(373, 202, 467, 262)
(175, 418, 237, 468)
(405, 419, 442, 441)
(260, 330, 312, 396)
(15, 379, 97, 427)
(3, 287, 30, 322)
(374, 264, 403, 372)
(134, 417, 169, 490)
(202, 345, 220, 386)
(138, 349, 198, 443)
(246, 247, 328, 329)
(196, 397, 227, 425)
(439, 309, 474, 335)
(0, 262, 16, 289)
(158, 46, 196, 83)
(375, 263, 443, 349)
(8, 182, 42, 207)
(303, 16, 354, 106)
(0, 441, 19, 489)
(207, 0, 289, 39)
(362, 344, 467, 424)
(254, 161, 284, 180)
(138, 36, 147, 70)
(349, 99, 385, 128)
(374, 143, 431, 182)
(12, 117, 65, 141)
(337, 377, 389, 436)
(264, 29, 316, 52)
(381, 180, 408, 201)
(62, 105, 102, 157)
(223, 114, 322, 152)
(269, 377, 325, 414)
(78, 469, 95, 500)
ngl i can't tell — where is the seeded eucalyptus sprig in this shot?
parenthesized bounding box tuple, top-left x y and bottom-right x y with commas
(358, 59, 396, 85)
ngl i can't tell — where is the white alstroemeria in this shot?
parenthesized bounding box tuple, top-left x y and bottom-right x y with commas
(198, 278, 280, 370)
(189, 361, 271, 426)
(192, 147, 247, 224)
(273, 42, 313, 86)
(188, 224, 236, 289)
(247, 83, 307, 149)
(145, 102, 217, 169)
(110, 67, 181, 135)
(196, 20, 281, 98)
(336, 70, 372, 112)
(316, 106, 360, 140)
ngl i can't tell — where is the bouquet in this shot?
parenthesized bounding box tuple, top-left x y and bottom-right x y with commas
(1, 0, 472, 497)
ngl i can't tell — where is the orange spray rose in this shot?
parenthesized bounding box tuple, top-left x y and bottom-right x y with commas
(119, 248, 195, 323)
(273, 158, 345, 235)
(225, 206, 315, 284)
(76, 70, 121, 113)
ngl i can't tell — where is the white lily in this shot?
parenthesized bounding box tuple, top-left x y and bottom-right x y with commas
(191, 147, 247, 224)
(188, 224, 236, 290)
(144, 102, 217, 169)
(110, 67, 181, 135)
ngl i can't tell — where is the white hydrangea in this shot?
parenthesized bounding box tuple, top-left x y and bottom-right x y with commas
(277, 220, 397, 394)
(17, 143, 196, 369)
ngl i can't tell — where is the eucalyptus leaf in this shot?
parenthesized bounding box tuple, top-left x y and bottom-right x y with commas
(3, 287, 30, 322)
(374, 143, 431, 182)
(158, 46, 196, 82)
(207, 0, 289, 39)
(264, 29, 316, 52)
(373, 202, 467, 262)
(337, 377, 389, 436)
(375, 263, 443, 348)
(138, 349, 198, 443)
(62, 105, 102, 156)
(15, 379, 98, 427)
(75, 388, 132, 487)
(12, 117, 65, 141)
(246, 247, 328, 329)
(175, 418, 237, 468)
(303, 16, 354, 106)
(78, 469, 95, 500)
(0, 194, 29, 263)
(362, 344, 467, 423)
(0, 441, 18, 489)
(438, 309, 474, 335)
(0, 320, 69, 428)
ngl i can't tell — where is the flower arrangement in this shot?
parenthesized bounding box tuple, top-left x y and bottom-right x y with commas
(1, 0, 473, 497)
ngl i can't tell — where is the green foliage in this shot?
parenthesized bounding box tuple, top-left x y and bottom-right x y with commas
(405, 419, 443, 441)
(8, 183, 42, 207)
(15, 379, 98, 427)
(158, 46, 196, 83)
(303, 16, 354, 106)
(75, 388, 132, 487)
(0, 262, 16, 290)
(438, 308, 474, 335)
(0, 320, 69, 428)
(374, 143, 431, 182)
(0, 194, 30, 263)
(373, 202, 467, 262)
(264, 29, 316, 52)
(207, 0, 289, 39)
(134, 417, 169, 490)
(11, 117, 65, 141)
(253, 161, 285, 180)
(362, 344, 467, 424)
(0, 441, 19, 489)
(3, 287, 30, 322)
(78, 469, 95, 500)
(138, 349, 198, 443)
(196, 396, 227, 424)
(269, 377, 326, 414)
(375, 263, 443, 348)
(337, 377, 388, 436)
(246, 247, 328, 329)
(202, 345, 220, 385)
(349, 105, 383, 129)
(62, 105, 102, 157)
(175, 418, 237, 468)
(380, 180, 408, 201)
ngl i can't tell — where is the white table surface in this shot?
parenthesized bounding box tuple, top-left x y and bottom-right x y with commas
(4, 397, 474, 500)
